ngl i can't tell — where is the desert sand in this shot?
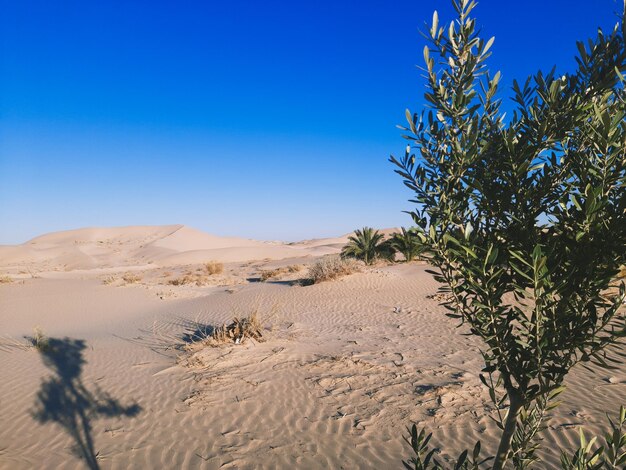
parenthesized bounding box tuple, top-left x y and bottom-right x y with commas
(0, 225, 624, 469)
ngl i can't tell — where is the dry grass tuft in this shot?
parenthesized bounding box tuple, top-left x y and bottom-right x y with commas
(168, 276, 193, 286)
(122, 272, 142, 284)
(184, 304, 279, 350)
(205, 261, 224, 275)
(168, 273, 213, 287)
(307, 255, 361, 284)
(210, 313, 264, 345)
(259, 269, 281, 281)
(0, 275, 13, 284)
(102, 275, 117, 285)
(30, 327, 49, 352)
(259, 264, 304, 281)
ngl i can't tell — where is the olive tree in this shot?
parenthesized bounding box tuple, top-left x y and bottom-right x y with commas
(391, 0, 626, 467)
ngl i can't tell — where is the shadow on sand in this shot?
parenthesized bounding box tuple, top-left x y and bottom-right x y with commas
(31, 337, 141, 470)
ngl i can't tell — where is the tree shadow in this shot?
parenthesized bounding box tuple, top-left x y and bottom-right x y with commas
(30, 337, 141, 470)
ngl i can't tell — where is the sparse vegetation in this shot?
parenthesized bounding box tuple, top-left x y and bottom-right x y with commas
(168, 275, 200, 286)
(287, 264, 303, 273)
(102, 275, 116, 285)
(0, 275, 13, 284)
(259, 268, 281, 281)
(168, 272, 217, 287)
(210, 313, 264, 345)
(205, 261, 224, 275)
(122, 273, 142, 284)
(167, 277, 188, 286)
(392, 0, 626, 467)
(307, 255, 361, 284)
(183, 305, 279, 349)
(30, 327, 49, 352)
(259, 264, 304, 281)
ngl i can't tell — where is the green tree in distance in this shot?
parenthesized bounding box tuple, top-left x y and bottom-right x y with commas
(390, 0, 626, 467)
(389, 227, 425, 262)
(341, 227, 386, 265)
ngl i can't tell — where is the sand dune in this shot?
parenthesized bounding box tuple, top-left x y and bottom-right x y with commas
(0, 225, 623, 469)
(0, 225, 366, 273)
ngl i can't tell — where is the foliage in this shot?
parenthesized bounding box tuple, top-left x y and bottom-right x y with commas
(403, 424, 490, 469)
(390, 0, 626, 467)
(405, 407, 626, 469)
(341, 227, 388, 265)
(560, 406, 626, 469)
(389, 227, 426, 262)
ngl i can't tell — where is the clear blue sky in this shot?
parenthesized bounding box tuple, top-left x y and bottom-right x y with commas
(1, 0, 623, 244)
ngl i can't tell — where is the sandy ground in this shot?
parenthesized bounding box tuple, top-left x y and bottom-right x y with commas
(0, 225, 624, 469)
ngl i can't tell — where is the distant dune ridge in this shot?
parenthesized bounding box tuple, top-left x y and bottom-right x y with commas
(0, 224, 400, 272)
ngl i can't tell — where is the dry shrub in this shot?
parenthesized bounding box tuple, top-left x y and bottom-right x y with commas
(0, 275, 13, 284)
(308, 255, 361, 284)
(168, 278, 183, 286)
(186, 304, 279, 349)
(259, 268, 281, 281)
(211, 312, 264, 345)
(30, 327, 49, 352)
(259, 264, 304, 281)
(168, 275, 193, 286)
(122, 273, 142, 284)
(168, 273, 212, 287)
(102, 275, 116, 285)
(205, 261, 224, 275)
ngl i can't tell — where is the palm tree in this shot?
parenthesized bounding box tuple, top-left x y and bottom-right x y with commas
(341, 227, 386, 265)
(388, 227, 424, 262)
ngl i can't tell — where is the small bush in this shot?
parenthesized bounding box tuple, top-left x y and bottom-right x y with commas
(259, 264, 304, 281)
(259, 269, 281, 281)
(308, 255, 360, 284)
(287, 264, 304, 273)
(168, 273, 214, 287)
(210, 312, 264, 345)
(168, 275, 199, 286)
(102, 275, 116, 285)
(30, 327, 49, 352)
(0, 275, 13, 284)
(122, 273, 141, 284)
(205, 261, 224, 275)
